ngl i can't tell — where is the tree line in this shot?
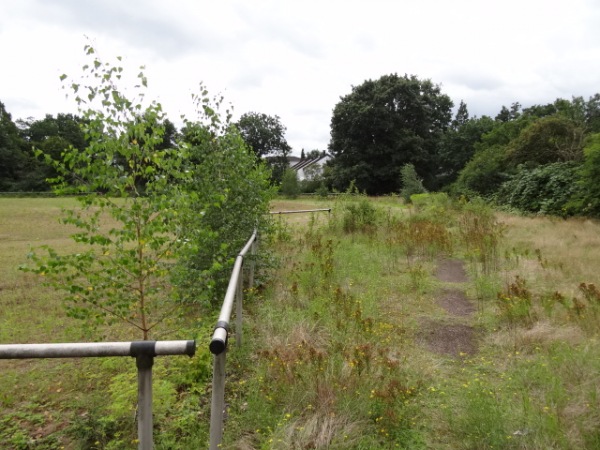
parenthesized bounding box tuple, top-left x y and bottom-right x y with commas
(4, 69, 600, 217)
(325, 73, 600, 217)
(0, 104, 292, 192)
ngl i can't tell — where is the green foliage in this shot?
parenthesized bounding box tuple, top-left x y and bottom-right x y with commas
(175, 114, 273, 305)
(400, 163, 427, 203)
(435, 114, 495, 188)
(279, 168, 300, 198)
(570, 133, 600, 217)
(453, 103, 591, 208)
(328, 73, 453, 194)
(410, 192, 452, 213)
(175, 98, 273, 306)
(235, 112, 291, 183)
(453, 144, 511, 197)
(0, 102, 29, 191)
(496, 162, 579, 216)
(20, 46, 274, 333)
(458, 199, 504, 275)
(21, 47, 191, 340)
(453, 117, 531, 196)
(507, 116, 585, 166)
(330, 183, 380, 233)
(342, 197, 379, 233)
(315, 181, 329, 198)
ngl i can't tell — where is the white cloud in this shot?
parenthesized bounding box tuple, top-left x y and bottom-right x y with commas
(1, 0, 599, 154)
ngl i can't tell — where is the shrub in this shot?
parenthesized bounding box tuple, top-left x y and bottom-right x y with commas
(400, 163, 426, 203)
(496, 162, 579, 217)
(280, 168, 300, 198)
(570, 133, 600, 217)
(342, 198, 379, 233)
(175, 100, 274, 306)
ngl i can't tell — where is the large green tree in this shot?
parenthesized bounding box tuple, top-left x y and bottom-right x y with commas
(15, 113, 88, 190)
(19, 113, 87, 152)
(235, 112, 291, 183)
(446, 97, 589, 198)
(0, 102, 28, 191)
(507, 115, 585, 166)
(435, 104, 495, 188)
(328, 73, 453, 194)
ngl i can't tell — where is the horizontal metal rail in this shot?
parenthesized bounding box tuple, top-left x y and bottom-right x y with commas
(269, 208, 331, 215)
(209, 228, 258, 450)
(209, 228, 257, 355)
(0, 340, 195, 450)
(0, 340, 196, 359)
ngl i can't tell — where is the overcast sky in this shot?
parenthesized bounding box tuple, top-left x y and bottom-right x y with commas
(1, 0, 599, 154)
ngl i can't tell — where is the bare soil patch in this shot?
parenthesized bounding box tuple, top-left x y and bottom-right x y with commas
(417, 319, 478, 357)
(435, 258, 468, 283)
(438, 288, 475, 317)
(417, 258, 479, 357)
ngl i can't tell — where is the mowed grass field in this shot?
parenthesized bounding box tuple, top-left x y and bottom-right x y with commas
(1, 195, 600, 449)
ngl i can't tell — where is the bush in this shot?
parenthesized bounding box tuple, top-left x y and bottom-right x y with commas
(175, 94, 274, 306)
(280, 168, 300, 198)
(570, 133, 600, 217)
(400, 163, 426, 203)
(496, 162, 579, 217)
(453, 145, 511, 197)
(342, 198, 379, 233)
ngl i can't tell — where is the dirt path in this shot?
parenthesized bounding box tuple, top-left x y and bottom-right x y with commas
(418, 258, 478, 357)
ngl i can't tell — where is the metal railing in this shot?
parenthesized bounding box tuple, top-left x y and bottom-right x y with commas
(0, 340, 195, 449)
(269, 208, 331, 215)
(209, 229, 257, 449)
(208, 209, 331, 448)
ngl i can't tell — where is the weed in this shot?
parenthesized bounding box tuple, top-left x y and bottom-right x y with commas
(5, 197, 600, 449)
(342, 198, 380, 233)
(408, 263, 429, 292)
(497, 276, 535, 327)
(459, 200, 505, 275)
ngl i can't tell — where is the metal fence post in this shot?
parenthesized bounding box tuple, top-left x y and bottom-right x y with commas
(209, 350, 226, 450)
(136, 354, 154, 450)
(248, 240, 256, 291)
(236, 269, 243, 349)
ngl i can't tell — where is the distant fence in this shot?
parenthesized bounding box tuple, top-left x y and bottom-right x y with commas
(0, 191, 69, 198)
(269, 208, 331, 215)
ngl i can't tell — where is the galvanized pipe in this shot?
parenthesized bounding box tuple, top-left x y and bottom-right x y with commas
(269, 208, 331, 215)
(0, 340, 196, 359)
(0, 340, 195, 450)
(248, 239, 256, 290)
(209, 350, 226, 450)
(208, 229, 257, 449)
(136, 354, 154, 450)
(236, 270, 243, 348)
(209, 229, 257, 355)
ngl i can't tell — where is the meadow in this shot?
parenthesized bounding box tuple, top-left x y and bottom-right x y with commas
(1, 195, 599, 449)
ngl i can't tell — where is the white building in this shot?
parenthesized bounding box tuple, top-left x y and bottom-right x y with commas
(289, 155, 331, 181)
